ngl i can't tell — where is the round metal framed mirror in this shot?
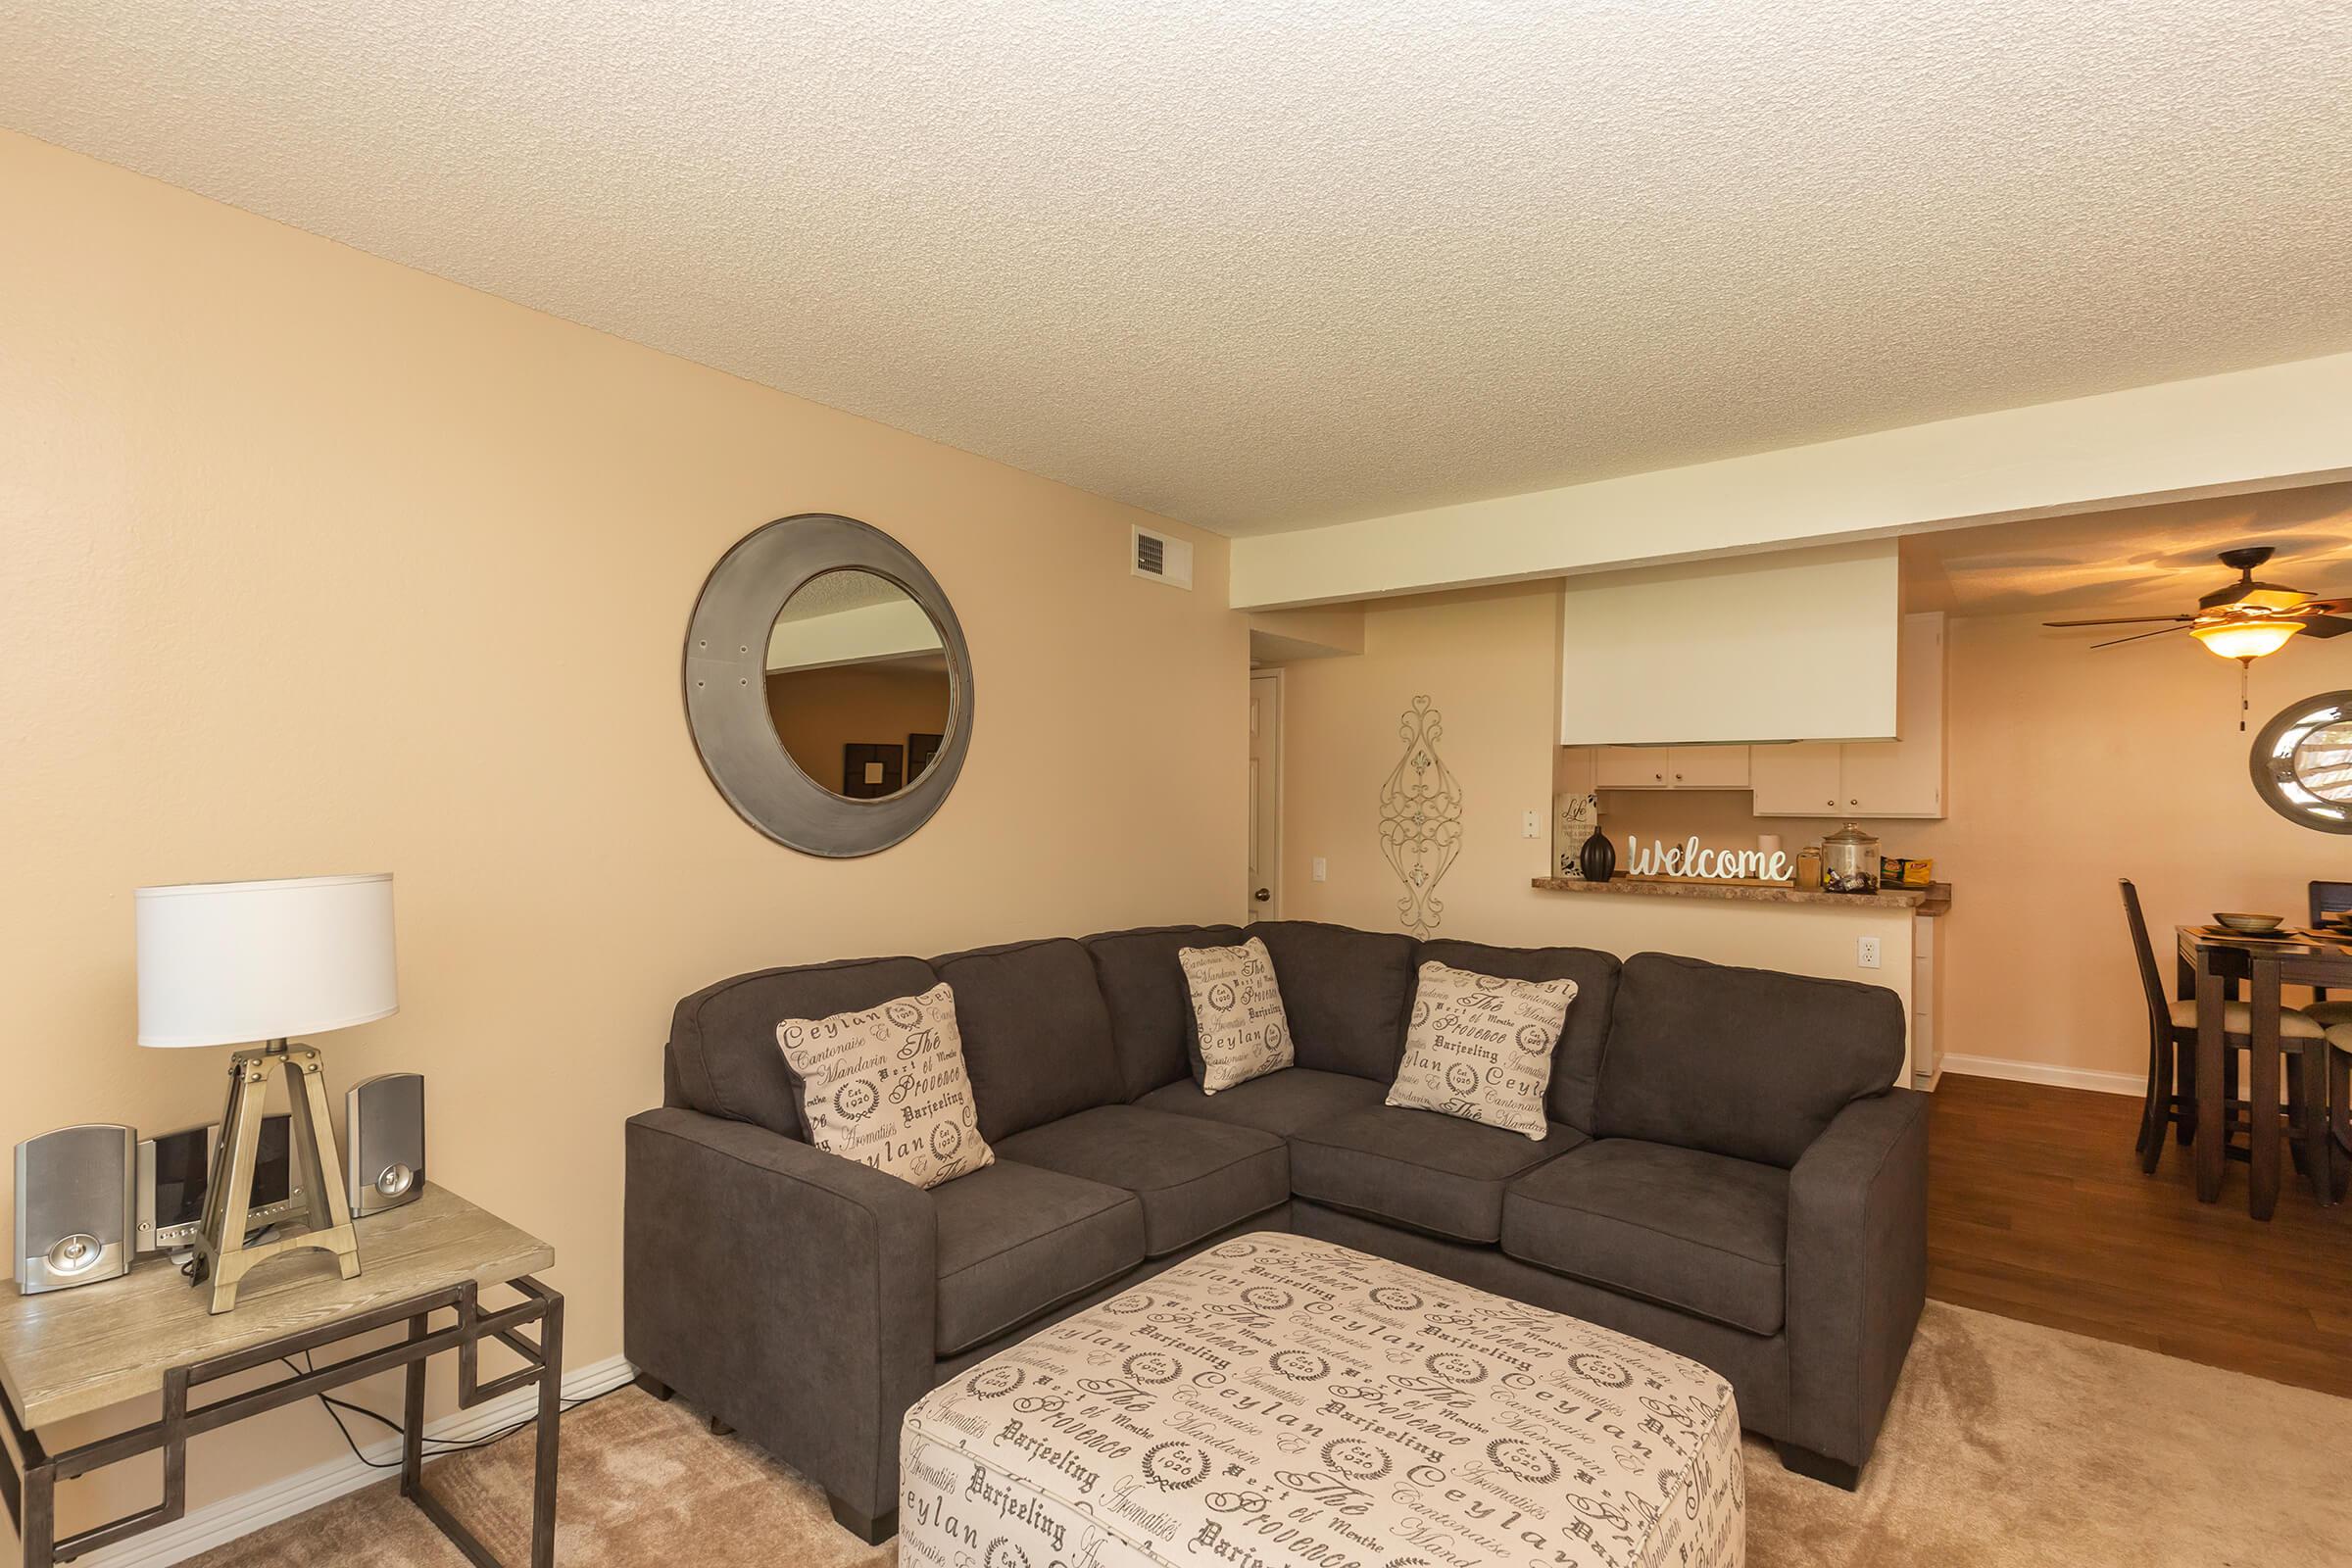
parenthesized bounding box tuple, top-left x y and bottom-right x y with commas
(2249, 690, 2352, 834)
(684, 514, 972, 856)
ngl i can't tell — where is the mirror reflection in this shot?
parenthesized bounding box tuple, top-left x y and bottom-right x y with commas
(766, 569, 953, 800)
(2293, 720, 2352, 803)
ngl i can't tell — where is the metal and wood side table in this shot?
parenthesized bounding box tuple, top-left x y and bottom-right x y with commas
(0, 1185, 560, 1568)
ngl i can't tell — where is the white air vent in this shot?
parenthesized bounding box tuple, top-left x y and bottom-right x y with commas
(1131, 525, 1194, 589)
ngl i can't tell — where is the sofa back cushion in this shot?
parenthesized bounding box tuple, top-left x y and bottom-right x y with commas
(1595, 952, 1905, 1167)
(930, 937, 1128, 1142)
(1416, 940, 1620, 1133)
(1083, 924, 1246, 1098)
(667, 955, 941, 1139)
(1249, 921, 1419, 1081)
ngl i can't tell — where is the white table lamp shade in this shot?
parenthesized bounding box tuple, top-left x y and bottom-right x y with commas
(135, 874, 398, 1048)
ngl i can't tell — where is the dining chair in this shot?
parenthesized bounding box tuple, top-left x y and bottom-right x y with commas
(2121, 878, 2324, 1175)
(2328, 1022, 2352, 1203)
(2310, 881, 2352, 1028)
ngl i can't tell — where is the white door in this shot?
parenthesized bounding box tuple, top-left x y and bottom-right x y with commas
(1248, 672, 1281, 922)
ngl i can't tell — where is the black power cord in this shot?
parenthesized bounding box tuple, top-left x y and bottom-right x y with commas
(279, 1352, 626, 1470)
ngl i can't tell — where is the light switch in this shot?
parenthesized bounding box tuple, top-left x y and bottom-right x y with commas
(1312, 858, 1327, 882)
(1522, 809, 1541, 839)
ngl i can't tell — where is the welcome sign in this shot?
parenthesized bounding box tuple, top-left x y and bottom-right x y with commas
(1627, 834, 1791, 883)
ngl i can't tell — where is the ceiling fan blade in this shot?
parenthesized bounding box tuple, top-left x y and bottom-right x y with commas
(2043, 615, 2195, 628)
(2287, 598, 2351, 617)
(2298, 615, 2352, 639)
(2091, 625, 2193, 650)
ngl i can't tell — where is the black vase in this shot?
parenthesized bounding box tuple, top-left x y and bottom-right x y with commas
(1578, 827, 1617, 884)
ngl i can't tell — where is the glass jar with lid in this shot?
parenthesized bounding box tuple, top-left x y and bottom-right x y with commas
(1821, 822, 1881, 894)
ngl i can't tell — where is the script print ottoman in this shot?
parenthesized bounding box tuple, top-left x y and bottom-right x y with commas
(899, 1231, 1742, 1568)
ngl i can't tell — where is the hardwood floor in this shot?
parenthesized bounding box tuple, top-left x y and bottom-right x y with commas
(1928, 1071, 2352, 1398)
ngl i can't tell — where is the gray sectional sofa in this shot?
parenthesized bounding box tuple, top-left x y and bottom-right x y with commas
(624, 919, 1928, 1543)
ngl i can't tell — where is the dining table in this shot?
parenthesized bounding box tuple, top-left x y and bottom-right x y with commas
(2175, 921, 2352, 1219)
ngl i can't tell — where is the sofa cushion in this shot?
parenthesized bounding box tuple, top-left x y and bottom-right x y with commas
(1138, 1066, 1388, 1137)
(1250, 921, 1420, 1080)
(1501, 1139, 1788, 1336)
(1417, 940, 1620, 1132)
(776, 982, 994, 1190)
(1084, 924, 1246, 1098)
(931, 938, 1128, 1142)
(1386, 959, 1576, 1140)
(669, 955, 941, 1139)
(929, 1160, 1146, 1355)
(1290, 1104, 1585, 1243)
(1179, 936, 1296, 1093)
(994, 1106, 1288, 1256)
(1597, 953, 1905, 1168)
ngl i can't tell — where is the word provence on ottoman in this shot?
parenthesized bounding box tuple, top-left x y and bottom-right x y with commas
(900, 1233, 1743, 1568)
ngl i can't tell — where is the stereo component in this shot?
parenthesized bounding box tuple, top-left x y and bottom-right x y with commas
(15, 1124, 137, 1296)
(347, 1072, 425, 1218)
(136, 1115, 303, 1255)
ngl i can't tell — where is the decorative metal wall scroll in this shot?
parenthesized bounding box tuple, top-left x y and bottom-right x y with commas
(1378, 695, 1464, 936)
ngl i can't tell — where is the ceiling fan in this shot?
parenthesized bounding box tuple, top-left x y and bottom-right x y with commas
(2044, 546, 2352, 662)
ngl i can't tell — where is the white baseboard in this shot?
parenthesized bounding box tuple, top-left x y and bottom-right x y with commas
(1939, 1054, 2142, 1098)
(84, 1353, 637, 1568)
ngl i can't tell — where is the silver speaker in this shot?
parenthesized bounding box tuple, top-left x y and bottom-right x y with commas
(15, 1124, 136, 1295)
(347, 1072, 425, 1219)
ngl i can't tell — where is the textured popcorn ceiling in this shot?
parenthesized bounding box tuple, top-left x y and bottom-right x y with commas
(5, 2, 2349, 535)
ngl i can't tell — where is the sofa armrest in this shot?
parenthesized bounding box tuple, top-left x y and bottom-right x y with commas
(624, 1107, 936, 1520)
(1784, 1087, 1930, 1472)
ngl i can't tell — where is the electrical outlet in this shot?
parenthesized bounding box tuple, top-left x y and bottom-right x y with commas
(1312, 858, 1327, 883)
(1857, 936, 1882, 969)
(1522, 809, 1541, 839)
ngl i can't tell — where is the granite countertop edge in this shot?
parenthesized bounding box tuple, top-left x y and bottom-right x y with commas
(1532, 877, 1951, 915)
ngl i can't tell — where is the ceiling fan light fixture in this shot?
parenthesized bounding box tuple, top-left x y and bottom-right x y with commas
(2191, 617, 2304, 661)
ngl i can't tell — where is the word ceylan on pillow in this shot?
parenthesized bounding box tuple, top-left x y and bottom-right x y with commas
(1177, 936, 1294, 1094)
(1626, 834, 1792, 883)
(1387, 960, 1576, 1140)
(774, 983, 994, 1190)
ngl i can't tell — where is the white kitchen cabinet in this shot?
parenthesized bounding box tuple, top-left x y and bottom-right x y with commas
(1595, 746, 1672, 789)
(1553, 746, 1598, 798)
(1595, 744, 1754, 791)
(1838, 613, 1945, 815)
(1750, 743, 1844, 814)
(1559, 543, 1901, 744)
(1666, 746, 1751, 789)
(1748, 613, 1945, 818)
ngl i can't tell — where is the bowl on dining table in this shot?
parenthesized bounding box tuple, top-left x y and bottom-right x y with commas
(2213, 911, 2284, 933)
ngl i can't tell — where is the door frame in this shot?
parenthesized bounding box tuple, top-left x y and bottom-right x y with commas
(1249, 666, 1286, 922)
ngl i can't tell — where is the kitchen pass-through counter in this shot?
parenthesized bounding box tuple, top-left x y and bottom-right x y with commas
(1530, 874, 1950, 1087)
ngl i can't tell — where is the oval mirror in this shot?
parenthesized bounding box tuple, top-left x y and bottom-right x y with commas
(685, 515, 972, 856)
(2250, 690, 2352, 833)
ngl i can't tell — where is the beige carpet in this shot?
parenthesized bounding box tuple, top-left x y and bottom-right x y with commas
(190, 1302, 2352, 1567)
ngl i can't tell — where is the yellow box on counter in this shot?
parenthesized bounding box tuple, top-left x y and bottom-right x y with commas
(1880, 857, 1935, 887)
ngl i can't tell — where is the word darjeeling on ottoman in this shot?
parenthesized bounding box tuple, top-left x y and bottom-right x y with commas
(900, 1232, 1743, 1568)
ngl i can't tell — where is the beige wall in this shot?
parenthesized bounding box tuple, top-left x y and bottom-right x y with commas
(1270, 583, 1919, 1050)
(1599, 608, 2352, 1082)
(0, 129, 1246, 1527)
